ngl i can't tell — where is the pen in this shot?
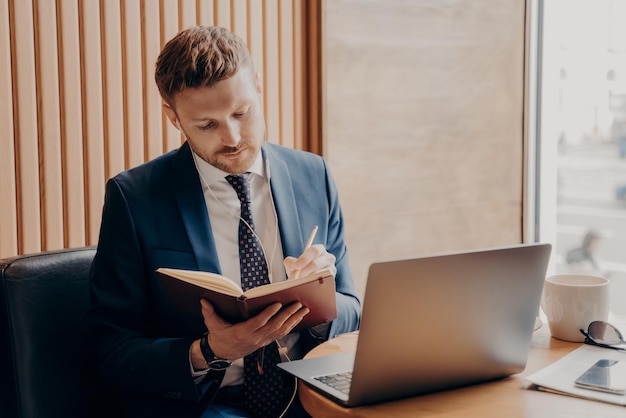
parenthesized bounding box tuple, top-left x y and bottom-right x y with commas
(303, 225, 318, 251)
(292, 225, 318, 280)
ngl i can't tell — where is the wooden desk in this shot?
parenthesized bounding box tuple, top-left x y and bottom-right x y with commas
(299, 324, 625, 417)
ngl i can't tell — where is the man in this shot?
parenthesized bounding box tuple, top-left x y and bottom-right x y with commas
(88, 25, 360, 417)
(565, 229, 609, 277)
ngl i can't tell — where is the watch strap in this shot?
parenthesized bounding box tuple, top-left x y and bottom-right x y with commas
(200, 333, 232, 371)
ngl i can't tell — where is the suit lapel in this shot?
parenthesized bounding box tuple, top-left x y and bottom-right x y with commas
(171, 143, 305, 273)
(172, 143, 222, 273)
(264, 146, 304, 258)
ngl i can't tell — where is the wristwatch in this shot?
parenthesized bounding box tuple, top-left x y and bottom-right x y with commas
(200, 333, 232, 371)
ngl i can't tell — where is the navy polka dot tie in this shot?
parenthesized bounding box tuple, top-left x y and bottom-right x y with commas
(226, 174, 293, 418)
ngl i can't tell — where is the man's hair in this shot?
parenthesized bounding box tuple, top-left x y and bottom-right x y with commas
(155, 25, 253, 106)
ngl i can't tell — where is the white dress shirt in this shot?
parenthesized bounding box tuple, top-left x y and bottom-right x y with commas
(191, 149, 301, 387)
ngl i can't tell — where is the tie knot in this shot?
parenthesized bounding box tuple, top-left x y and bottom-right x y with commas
(226, 173, 252, 204)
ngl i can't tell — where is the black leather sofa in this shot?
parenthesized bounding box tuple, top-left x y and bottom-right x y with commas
(0, 247, 100, 418)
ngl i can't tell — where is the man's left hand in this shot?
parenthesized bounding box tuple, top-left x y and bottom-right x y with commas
(283, 244, 337, 279)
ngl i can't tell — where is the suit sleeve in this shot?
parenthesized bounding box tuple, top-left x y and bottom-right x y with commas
(320, 159, 361, 340)
(88, 178, 223, 404)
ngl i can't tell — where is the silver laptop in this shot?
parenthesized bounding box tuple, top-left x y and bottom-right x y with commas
(278, 243, 552, 407)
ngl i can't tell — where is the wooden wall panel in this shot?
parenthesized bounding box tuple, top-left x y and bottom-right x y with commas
(263, 0, 280, 147)
(292, 0, 305, 150)
(179, 0, 197, 28)
(247, 1, 264, 91)
(102, 0, 126, 180)
(80, 0, 106, 244)
(1, 0, 312, 258)
(214, 0, 230, 28)
(58, 0, 86, 248)
(323, 0, 528, 297)
(231, 0, 247, 37)
(304, 0, 321, 153)
(279, 0, 295, 149)
(12, 0, 41, 254)
(196, 0, 214, 28)
(0, 0, 18, 257)
(143, 2, 164, 159)
(122, 0, 145, 168)
(36, 0, 64, 251)
(159, 0, 182, 151)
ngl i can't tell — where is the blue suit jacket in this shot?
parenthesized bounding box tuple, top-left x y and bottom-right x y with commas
(88, 142, 361, 415)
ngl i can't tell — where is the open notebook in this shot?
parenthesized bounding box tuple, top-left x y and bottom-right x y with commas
(278, 243, 552, 407)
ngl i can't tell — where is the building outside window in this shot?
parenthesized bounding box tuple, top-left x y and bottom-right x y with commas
(537, 0, 626, 315)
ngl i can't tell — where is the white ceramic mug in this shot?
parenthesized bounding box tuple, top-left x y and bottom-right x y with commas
(540, 274, 610, 342)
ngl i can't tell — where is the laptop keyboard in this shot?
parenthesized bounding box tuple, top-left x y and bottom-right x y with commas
(313, 371, 352, 395)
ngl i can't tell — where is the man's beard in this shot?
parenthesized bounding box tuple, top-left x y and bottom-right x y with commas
(199, 141, 261, 174)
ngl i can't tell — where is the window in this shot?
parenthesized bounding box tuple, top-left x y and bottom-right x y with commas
(536, 0, 626, 315)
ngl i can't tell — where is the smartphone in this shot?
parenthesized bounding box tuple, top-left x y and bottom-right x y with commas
(574, 359, 626, 395)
